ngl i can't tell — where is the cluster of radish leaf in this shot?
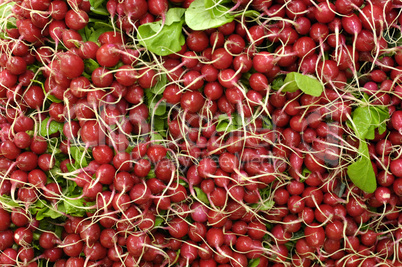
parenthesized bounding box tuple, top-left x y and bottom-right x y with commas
(145, 74, 171, 141)
(88, 0, 109, 16)
(137, 0, 259, 55)
(31, 196, 93, 220)
(185, 0, 235, 31)
(347, 97, 389, 193)
(250, 187, 275, 211)
(0, 1, 16, 31)
(78, 21, 115, 43)
(216, 113, 244, 132)
(215, 112, 271, 132)
(272, 72, 324, 97)
(47, 147, 94, 219)
(0, 189, 92, 221)
(16, 135, 96, 220)
(40, 118, 64, 137)
(194, 187, 210, 204)
(138, 8, 186, 56)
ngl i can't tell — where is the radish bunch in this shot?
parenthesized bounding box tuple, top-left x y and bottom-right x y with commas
(0, 0, 402, 266)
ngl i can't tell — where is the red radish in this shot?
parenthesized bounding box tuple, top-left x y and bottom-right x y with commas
(212, 48, 233, 70)
(390, 158, 402, 177)
(253, 52, 274, 73)
(148, 0, 168, 23)
(96, 44, 121, 67)
(58, 53, 84, 79)
(65, 9, 89, 30)
(124, 0, 148, 20)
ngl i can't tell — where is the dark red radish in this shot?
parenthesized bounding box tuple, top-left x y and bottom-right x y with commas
(65, 9, 89, 30)
(124, 0, 148, 20)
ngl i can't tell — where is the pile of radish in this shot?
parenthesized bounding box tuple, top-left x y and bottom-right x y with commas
(0, 0, 402, 266)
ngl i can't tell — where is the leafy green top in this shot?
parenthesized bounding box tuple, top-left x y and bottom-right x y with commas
(347, 102, 389, 193)
(137, 8, 186, 56)
(0, 1, 16, 30)
(185, 0, 234, 30)
(281, 72, 324, 97)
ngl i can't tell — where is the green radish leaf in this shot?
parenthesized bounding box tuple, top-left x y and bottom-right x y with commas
(204, 0, 231, 18)
(262, 117, 272, 129)
(29, 200, 53, 220)
(149, 97, 166, 116)
(93, 21, 116, 30)
(89, 0, 106, 9)
(249, 258, 261, 267)
(152, 116, 167, 137)
(251, 199, 274, 211)
(262, 200, 275, 210)
(164, 7, 187, 24)
(35, 205, 63, 220)
(347, 104, 389, 193)
(80, 23, 115, 44)
(65, 163, 76, 173)
(218, 113, 230, 120)
(47, 93, 63, 103)
(235, 10, 260, 18)
(90, 5, 109, 16)
(84, 25, 92, 39)
(179, 179, 188, 188)
(150, 74, 167, 95)
(151, 132, 164, 142)
(155, 216, 164, 227)
(137, 8, 186, 56)
(27, 64, 41, 74)
(283, 72, 323, 97)
(0, 2, 16, 30)
(0, 195, 21, 209)
(383, 27, 402, 48)
(365, 125, 376, 140)
(65, 179, 79, 196)
(347, 141, 376, 193)
(302, 167, 312, 177)
(282, 72, 299, 92)
(84, 58, 100, 74)
(259, 186, 272, 199)
(40, 118, 64, 137)
(271, 75, 285, 90)
(63, 198, 95, 217)
(70, 146, 88, 168)
(351, 105, 389, 140)
(78, 28, 88, 42)
(194, 187, 210, 204)
(146, 168, 156, 179)
(48, 166, 62, 179)
(185, 0, 234, 31)
(216, 120, 236, 132)
(54, 225, 64, 239)
(216, 113, 235, 132)
(154, 116, 165, 132)
(204, 0, 231, 8)
(351, 106, 371, 140)
(174, 249, 181, 264)
(373, 106, 389, 135)
(37, 260, 46, 267)
(232, 113, 243, 127)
